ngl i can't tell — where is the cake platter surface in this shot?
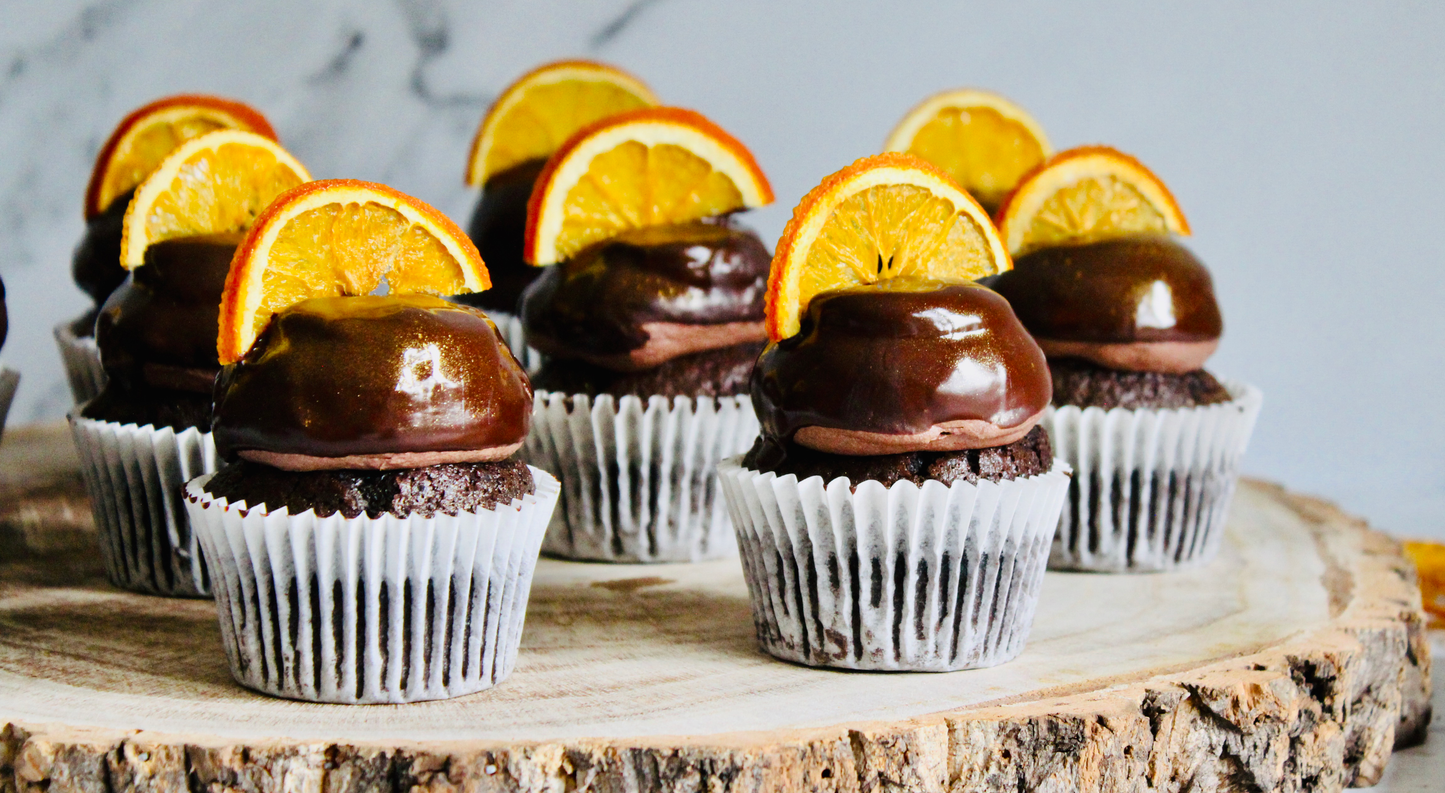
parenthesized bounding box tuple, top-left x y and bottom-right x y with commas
(0, 423, 1430, 792)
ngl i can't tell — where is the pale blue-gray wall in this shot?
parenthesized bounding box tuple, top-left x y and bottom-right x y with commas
(2, 1, 1442, 539)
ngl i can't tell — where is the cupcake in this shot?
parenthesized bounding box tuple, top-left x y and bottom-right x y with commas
(453, 60, 659, 370)
(517, 107, 774, 562)
(720, 154, 1071, 671)
(988, 146, 1262, 572)
(883, 87, 1051, 215)
(58, 95, 277, 404)
(70, 130, 308, 597)
(0, 277, 19, 441)
(185, 180, 559, 704)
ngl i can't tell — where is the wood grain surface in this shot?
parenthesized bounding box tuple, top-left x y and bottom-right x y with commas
(0, 423, 1431, 792)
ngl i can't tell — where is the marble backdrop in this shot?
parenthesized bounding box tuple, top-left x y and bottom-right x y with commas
(2, 1, 1443, 540)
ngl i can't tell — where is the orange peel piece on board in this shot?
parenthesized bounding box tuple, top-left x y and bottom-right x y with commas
(1404, 541, 1445, 627)
(218, 179, 489, 364)
(883, 88, 1051, 215)
(85, 94, 276, 219)
(465, 59, 658, 187)
(995, 145, 1190, 257)
(766, 152, 1009, 342)
(523, 106, 773, 266)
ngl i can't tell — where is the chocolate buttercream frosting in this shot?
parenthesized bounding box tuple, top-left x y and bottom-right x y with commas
(212, 295, 532, 465)
(751, 281, 1051, 452)
(73, 188, 133, 309)
(985, 234, 1222, 345)
(94, 233, 240, 392)
(453, 159, 546, 314)
(520, 219, 770, 368)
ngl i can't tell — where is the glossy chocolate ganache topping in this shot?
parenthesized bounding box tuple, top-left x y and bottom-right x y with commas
(521, 219, 771, 370)
(69, 189, 134, 332)
(986, 234, 1222, 373)
(752, 281, 1052, 456)
(94, 233, 240, 391)
(453, 159, 546, 314)
(212, 295, 532, 471)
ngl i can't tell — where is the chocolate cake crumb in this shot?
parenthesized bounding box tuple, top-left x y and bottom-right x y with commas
(204, 459, 536, 519)
(81, 381, 212, 431)
(1049, 357, 1231, 410)
(531, 340, 764, 398)
(743, 425, 1053, 489)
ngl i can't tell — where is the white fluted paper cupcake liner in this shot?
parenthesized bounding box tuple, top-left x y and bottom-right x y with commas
(522, 391, 759, 562)
(1043, 380, 1262, 573)
(53, 319, 107, 405)
(485, 310, 543, 374)
(184, 467, 560, 704)
(69, 415, 218, 597)
(0, 364, 18, 443)
(719, 457, 1071, 671)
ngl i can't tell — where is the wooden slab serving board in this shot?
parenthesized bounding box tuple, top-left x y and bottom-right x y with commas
(0, 423, 1431, 792)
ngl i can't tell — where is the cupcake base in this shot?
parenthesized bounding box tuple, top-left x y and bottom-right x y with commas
(1044, 380, 1262, 572)
(54, 318, 106, 405)
(523, 391, 757, 563)
(184, 467, 560, 704)
(69, 415, 218, 597)
(719, 456, 1071, 671)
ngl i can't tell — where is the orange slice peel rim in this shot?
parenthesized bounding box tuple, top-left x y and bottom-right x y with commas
(523, 106, 774, 266)
(464, 59, 659, 187)
(218, 179, 489, 364)
(766, 152, 1010, 342)
(995, 144, 1190, 257)
(84, 94, 276, 219)
(118, 129, 310, 269)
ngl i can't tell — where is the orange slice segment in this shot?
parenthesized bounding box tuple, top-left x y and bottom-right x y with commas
(523, 107, 773, 266)
(465, 60, 659, 187)
(767, 152, 1009, 341)
(219, 180, 489, 363)
(119, 130, 309, 269)
(995, 145, 1190, 257)
(85, 94, 276, 219)
(884, 88, 1051, 215)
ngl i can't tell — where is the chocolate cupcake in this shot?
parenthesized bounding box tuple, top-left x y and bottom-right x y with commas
(55, 95, 277, 404)
(68, 129, 308, 598)
(453, 60, 660, 371)
(989, 147, 1262, 572)
(0, 277, 19, 442)
(69, 234, 236, 597)
(183, 180, 558, 703)
(719, 155, 1071, 671)
(515, 108, 774, 563)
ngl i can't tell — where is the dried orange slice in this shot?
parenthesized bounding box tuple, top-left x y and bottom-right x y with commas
(995, 145, 1190, 257)
(119, 130, 309, 269)
(85, 94, 276, 219)
(218, 180, 489, 363)
(884, 88, 1051, 214)
(523, 107, 773, 266)
(465, 60, 658, 187)
(766, 152, 1009, 341)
